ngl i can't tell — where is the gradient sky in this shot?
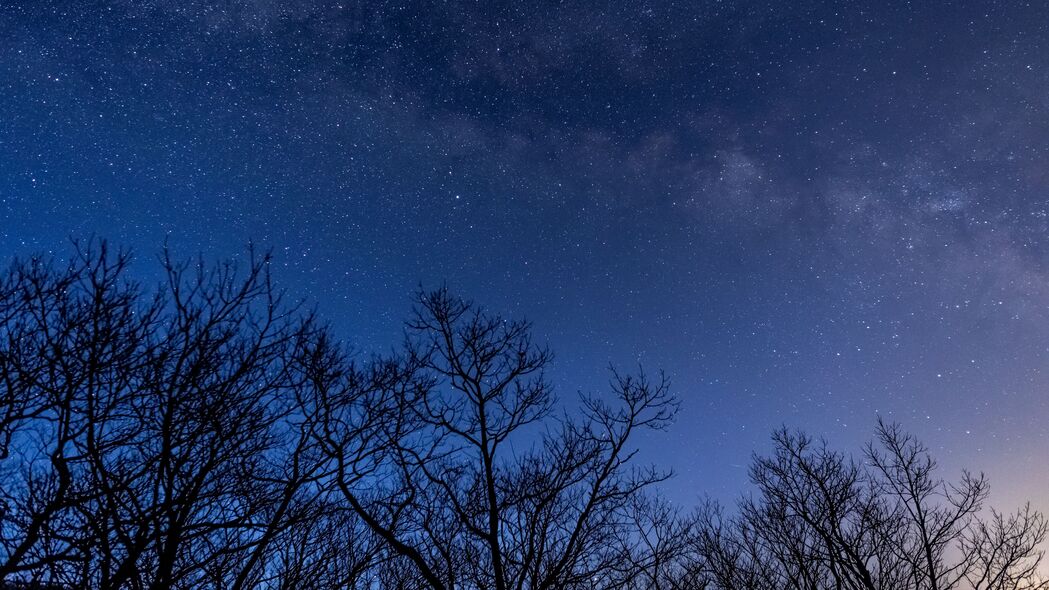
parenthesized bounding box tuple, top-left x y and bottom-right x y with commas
(2, 1, 1048, 511)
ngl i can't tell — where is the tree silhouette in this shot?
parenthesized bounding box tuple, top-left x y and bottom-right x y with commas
(0, 242, 1045, 590)
(691, 421, 1048, 590)
(0, 244, 687, 589)
(312, 288, 684, 590)
(0, 242, 366, 588)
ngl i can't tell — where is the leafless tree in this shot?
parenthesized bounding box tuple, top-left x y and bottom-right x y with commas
(9, 242, 1042, 590)
(691, 422, 1048, 590)
(0, 243, 155, 583)
(867, 419, 1048, 590)
(315, 288, 686, 590)
(0, 247, 688, 589)
(0, 242, 375, 589)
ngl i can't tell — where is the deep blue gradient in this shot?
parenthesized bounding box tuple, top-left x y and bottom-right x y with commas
(2, 1, 1048, 509)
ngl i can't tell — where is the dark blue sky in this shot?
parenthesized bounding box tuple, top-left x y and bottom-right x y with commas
(2, 0, 1048, 509)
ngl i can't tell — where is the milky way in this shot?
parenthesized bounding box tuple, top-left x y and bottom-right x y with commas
(2, 1, 1048, 508)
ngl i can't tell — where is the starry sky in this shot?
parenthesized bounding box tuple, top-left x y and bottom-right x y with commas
(2, 1, 1048, 510)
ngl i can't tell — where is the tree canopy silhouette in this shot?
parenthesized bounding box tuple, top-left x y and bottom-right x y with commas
(0, 242, 685, 589)
(691, 422, 1049, 590)
(0, 242, 1044, 590)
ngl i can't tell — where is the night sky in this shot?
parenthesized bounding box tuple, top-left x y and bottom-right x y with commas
(2, 1, 1048, 510)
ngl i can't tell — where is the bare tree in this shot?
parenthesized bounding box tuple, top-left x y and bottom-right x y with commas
(11, 242, 1042, 590)
(0, 242, 376, 589)
(315, 288, 685, 590)
(691, 423, 1049, 590)
(0, 243, 156, 583)
(868, 419, 1048, 590)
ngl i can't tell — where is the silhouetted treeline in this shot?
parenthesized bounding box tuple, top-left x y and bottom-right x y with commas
(0, 242, 1044, 590)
